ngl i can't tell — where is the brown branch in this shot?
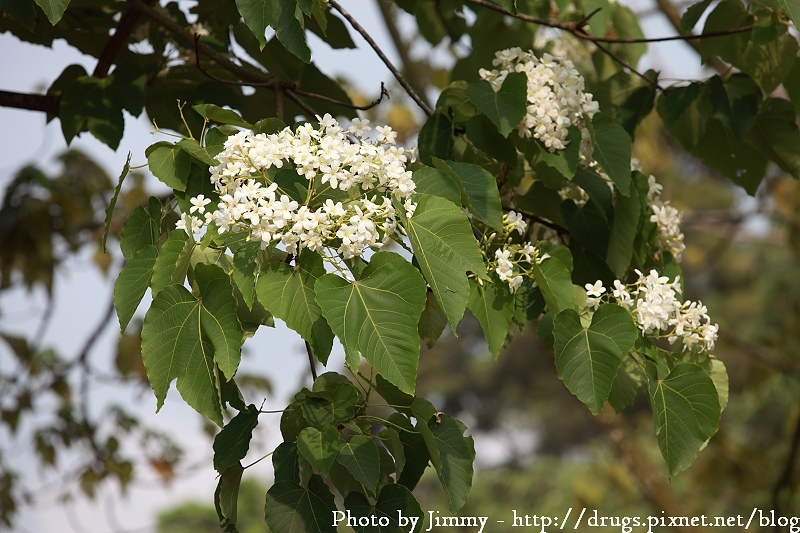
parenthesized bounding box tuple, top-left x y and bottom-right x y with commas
(330, 0, 434, 116)
(0, 89, 60, 115)
(129, 0, 283, 89)
(597, 408, 699, 531)
(773, 410, 800, 516)
(93, 0, 156, 78)
(192, 34, 390, 113)
(464, 0, 751, 45)
(510, 207, 570, 236)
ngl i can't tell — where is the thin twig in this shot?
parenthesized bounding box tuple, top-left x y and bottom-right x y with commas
(592, 41, 659, 89)
(463, 0, 751, 44)
(292, 82, 390, 111)
(511, 207, 570, 236)
(330, 0, 433, 116)
(192, 36, 390, 113)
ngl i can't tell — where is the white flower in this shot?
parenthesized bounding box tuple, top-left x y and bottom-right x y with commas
(348, 118, 371, 137)
(180, 115, 415, 259)
(504, 210, 528, 235)
(189, 195, 212, 214)
(480, 49, 598, 158)
(585, 280, 605, 310)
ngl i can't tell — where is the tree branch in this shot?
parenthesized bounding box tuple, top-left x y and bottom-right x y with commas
(376, 0, 431, 106)
(129, 0, 283, 89)
(93, 0, 156, 78)
(0, 90, 60, 115)
(330, 0, 434, 116)
(597, 408, 696, 531)
(464, 0, 751, 45)
(652, 0, 731, 74)
(773, 410, 800, 516)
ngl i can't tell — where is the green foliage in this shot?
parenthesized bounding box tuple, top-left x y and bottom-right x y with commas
(648, 362, 721, 476)
(553, 304, 639, 415)
(316, 252, 426, 394)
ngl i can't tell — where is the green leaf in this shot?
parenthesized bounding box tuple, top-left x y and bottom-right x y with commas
(606, 182, 641, 277)
(119, 201, 161, 261)
(404, 195, 487, 330)
(648, 362, 721, 476)
(0, 0, 36, 31)
(256, 251, 334, 364)
(343, 484, 424, 533)
(298, 381, 360, 429)
(418, 291, 448, 349)
(273, 442, 300, 483)
(236, 0, 271, 48)
(265, 475, 337, 533)
(379, 428, 406, 477)
(709, 357, 729, 413)
(538, 127, 581, 179)
(466, 72, 527, 137)
(532, 255, 575, 314)
(151, 229, 194, 296)
(582, 0, 611, 37)
(113, 245, 157, 333)
(59, 75, 125, 149)
(231, 242, 259, 310)
(297, 426, 340, 476)
(196, 264, 244, 381)
(141, 264, 243, 426)
(681, 0, 714, 31)
(315, 252, 426, 395)
(553, 304, 639, 414)
(103, 153, 130, 252)
(607, 355, 646, 412)
(468, 278, 513, 359)
(336, 435, 380, 495)
(178, 138, 222, 166)
(214, 463, 243, 533)
(146, 142, 191, 192)
(412, 166, 461, 206)
(429, 414, 475, 513)
(417, 110, 454, 165)
(33, 0, 69, 25)
(433, 159, 504, 230)
(238, 0, 311, 61)
(213, 405, 259, 473)
(747, 98, 800, 179)
(587, 114, 632, 195)
(778, 0, 800, 31)
(192, 104, 255, 129)
(465, 114, 518, 165)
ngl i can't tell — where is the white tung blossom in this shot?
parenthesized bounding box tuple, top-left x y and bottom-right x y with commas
(178, 115, 416, 260)
(479, 48, 599, 158)
(585, 270, 718, 353)
(646, 174, 685, 261)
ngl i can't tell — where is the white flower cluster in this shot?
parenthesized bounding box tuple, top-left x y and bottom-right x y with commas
(584, 269, 718, 352)
(646, 175, 685, 261)
(479, 48, 599, 156)
(484, 211, 549, 292)
(177, 115, 417, 259)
